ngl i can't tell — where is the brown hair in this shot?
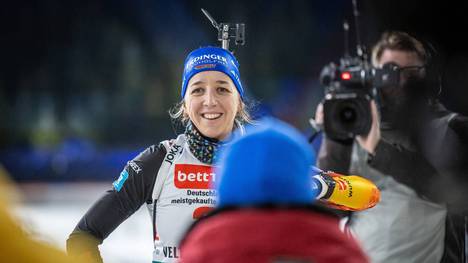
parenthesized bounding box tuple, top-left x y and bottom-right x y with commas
(371, 31, 428, 66)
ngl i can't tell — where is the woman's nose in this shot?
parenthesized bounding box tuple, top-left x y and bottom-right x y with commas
(203, 89, 218, 106)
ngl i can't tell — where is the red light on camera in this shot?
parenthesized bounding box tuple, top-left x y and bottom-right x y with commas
(341, 72, 351, 80)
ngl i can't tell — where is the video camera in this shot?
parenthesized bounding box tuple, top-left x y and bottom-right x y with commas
(319, 1, 399, 141)
(320, 53, 400, 141)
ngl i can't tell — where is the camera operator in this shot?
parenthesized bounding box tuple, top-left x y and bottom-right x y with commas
(315, 31, 467, 263)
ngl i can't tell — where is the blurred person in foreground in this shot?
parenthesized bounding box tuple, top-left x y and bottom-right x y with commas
(316, 31, 468, 262)
(179, 118, 369, 263)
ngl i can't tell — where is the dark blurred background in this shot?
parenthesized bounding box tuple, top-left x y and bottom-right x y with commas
(1, 0, 468, 182)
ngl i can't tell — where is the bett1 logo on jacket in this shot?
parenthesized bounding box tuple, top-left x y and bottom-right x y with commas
(174, 164, 215, 189)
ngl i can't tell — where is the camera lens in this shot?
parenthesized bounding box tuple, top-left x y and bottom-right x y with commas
(323, 96, 372, 141)
(340, 106, 357, 123)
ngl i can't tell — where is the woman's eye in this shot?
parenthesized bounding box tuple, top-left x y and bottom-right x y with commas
(191, 87, 203, 94)
(217, 87, 230, 93)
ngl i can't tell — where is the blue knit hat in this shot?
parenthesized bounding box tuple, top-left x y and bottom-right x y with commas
(181, 46, 244, 99)
(215, 118, 318, 207)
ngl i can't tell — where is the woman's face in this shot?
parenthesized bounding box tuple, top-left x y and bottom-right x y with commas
(184, 71, 240, 140)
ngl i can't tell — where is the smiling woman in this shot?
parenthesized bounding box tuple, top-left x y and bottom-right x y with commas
(66, 46, 252, 263)
(170, 47, 253, 136)
(184, 71, 241, 140)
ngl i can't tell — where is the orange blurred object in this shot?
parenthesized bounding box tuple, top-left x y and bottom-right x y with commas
(318, 171, 381, 211)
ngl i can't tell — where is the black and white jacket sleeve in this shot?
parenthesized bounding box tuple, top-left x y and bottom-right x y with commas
(66, 144, 166, 261)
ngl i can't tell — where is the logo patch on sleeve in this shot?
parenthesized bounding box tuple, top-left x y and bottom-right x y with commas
(128, 160, 142, 173)
(113, 170, 129, 192)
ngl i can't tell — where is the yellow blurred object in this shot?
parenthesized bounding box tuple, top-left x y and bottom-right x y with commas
(0, 164, 92, 263)
(319, 171, 381, 211)
(0, 165, 21, 205)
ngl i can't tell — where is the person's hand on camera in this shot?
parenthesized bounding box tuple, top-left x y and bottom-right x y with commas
(314, 102, 324, 127)
(356, 100, 380, 154)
